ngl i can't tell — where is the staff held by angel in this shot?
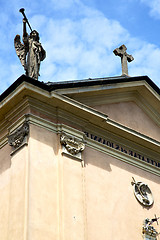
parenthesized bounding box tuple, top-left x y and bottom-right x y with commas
(14, 8, 46, 80)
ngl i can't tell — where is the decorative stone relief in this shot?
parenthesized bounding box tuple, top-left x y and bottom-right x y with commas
(131, 177, 154, 207)
(142, 217, 159, 239)
(8, 122, 29, 151)
(60, 134, 85, 160)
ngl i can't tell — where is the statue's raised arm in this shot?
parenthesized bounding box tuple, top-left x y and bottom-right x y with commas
(14, 8, 46, 80)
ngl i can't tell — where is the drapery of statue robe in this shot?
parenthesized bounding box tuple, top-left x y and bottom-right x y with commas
(14, 34, 46, 80)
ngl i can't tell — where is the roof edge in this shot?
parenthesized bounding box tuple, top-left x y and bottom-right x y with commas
(47, 75, 160, 95)
(0, 74, 159, 102)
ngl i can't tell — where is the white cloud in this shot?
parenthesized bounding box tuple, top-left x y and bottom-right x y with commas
(130, 42, 160, 86)
(140, 0, 160, 18)
(37, 10, 129, 82)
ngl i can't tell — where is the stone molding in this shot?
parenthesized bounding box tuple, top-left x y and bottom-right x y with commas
(84, 130, 160, 176)
(8, 122, 29, 152)
(63, 90, 160, 128)
(60, 134, 85, 160)
(3, 112, 160, 175)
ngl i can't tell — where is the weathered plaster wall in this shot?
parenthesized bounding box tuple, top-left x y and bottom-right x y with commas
(8, 146, 28, 240)
(0, 144, 11, 239)
(61, 155, 85, 240)
(0, 143, 28, 240)
(27, 124, 85, 240)
(28, 124, 59, 240)
(92, 101, 160, 141)
(84, 146, 160, 240)
(0, 124, 60, 240)
(0, 121, 159, 240)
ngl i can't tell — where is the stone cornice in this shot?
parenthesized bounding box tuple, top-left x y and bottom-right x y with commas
(57, 79, 160, 102)
(0, 111, 159, 175)
(65, 88, 160, 128)
(0, 81, 108, 124)
(84, 132, 160, 177)
(106, 119, 160, 151)
(0, 79, 159, 156)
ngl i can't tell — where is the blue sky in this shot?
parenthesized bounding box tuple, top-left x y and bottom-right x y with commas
(1, 0, 160, 93)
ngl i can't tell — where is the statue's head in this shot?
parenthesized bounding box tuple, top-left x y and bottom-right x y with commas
(30, 30, 39, 41)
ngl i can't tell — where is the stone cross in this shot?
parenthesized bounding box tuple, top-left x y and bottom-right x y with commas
(113, 44, 134, 76)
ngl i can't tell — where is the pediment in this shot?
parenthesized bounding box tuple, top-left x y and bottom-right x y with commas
(61, 78, 160, 142)
(92, 101, 160, 142)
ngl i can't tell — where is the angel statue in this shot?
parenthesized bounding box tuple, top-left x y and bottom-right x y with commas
(14, 9, 46, 80)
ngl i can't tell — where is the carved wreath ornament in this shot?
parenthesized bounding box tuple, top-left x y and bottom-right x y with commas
(131, 177, 154, 207)
(60, 134, 85, 155)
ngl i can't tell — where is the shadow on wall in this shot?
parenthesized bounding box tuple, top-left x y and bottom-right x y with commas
(0, 144, 11, 175)
(83, 146, 160, 185)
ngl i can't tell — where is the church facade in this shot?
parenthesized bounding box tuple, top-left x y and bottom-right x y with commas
(0, 74, 160, 240)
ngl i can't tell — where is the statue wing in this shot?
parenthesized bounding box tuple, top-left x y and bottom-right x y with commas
(14, 35, 27, 68)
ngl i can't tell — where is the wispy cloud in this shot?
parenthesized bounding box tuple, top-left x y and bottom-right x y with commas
(39, 14, 128, 81)
(140, 0, 160, 18)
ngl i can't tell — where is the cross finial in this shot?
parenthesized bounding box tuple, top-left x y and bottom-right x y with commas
(113, 44, 134, 76)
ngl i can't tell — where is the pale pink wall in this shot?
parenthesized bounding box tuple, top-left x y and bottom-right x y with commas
(28, 125, 85, 240)
(1, 123, 159, 240)
(0, 143, 29, 240)
(28, 124, 59, 240)
(0, 144, 11, 239)
(84, 146, 160, 240)
(92, 101, 160, 141)
(62, 156, 85, 240)
(7, 146, 29, 239)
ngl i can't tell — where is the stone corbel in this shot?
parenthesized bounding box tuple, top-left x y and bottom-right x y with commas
(8, 122, 29, 154)
(60, 134, 85, 162)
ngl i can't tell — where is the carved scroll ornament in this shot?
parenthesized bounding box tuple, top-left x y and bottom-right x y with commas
(60, 134, 85, 156)
(8, 122, 29, 149)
